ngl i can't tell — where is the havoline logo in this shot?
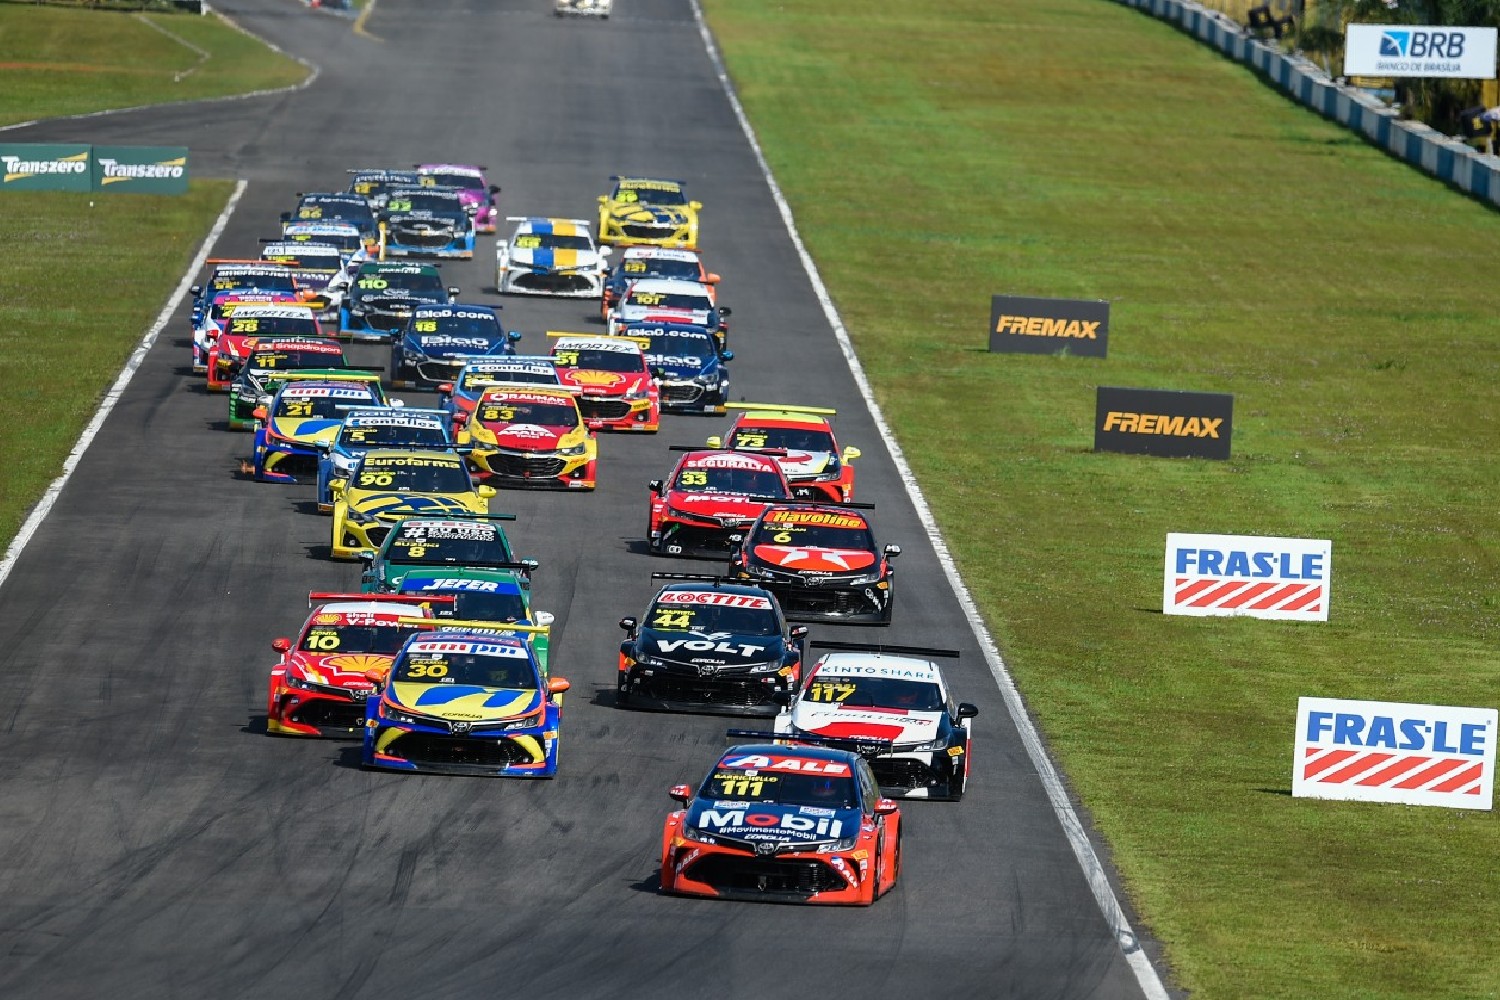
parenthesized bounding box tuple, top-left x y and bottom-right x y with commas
(2, 152, 88, 183)
(97, 157, 187, 184)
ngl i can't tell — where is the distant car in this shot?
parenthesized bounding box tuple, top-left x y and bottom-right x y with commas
(188, 263, 302, 369)
(550, 333, 660, 432)
(627, 321, 732, 414)
(259, 241, 347, 320)
(250, 376, 388, 483)
(416, 163, 501, 233)
(329, 450, 496, 560)
(601, 246, 718, 320)
(346, 168, 423, 212)
(606, 277, 728, 340)
(730, 503, 899, 625)
(617, 574, 806, 714)
(647, 449, 793, 557)
(226, 339, 350, 430)
(438, 356, 562, 428)
(495, 217, 610, 297)
(389, 304, 519, 389)
(458, 386, 598, 490)
(362, 627, 569, 777)
(282, 192, 379, 246)
(278, 220, 372, 265)
(203, 303, 326, 392)
(708, 403, 862, 503)
(340, 261, 457, 341)
(555, 0, 611, 15)
(658, 741, 902, 904)
(381, 186, 476, 259)
(315, 407, 455, 510)
(597, 176, 701, 248)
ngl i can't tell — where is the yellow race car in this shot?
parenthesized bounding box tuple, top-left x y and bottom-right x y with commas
(596, 177, 701, 249)
(457, 386, 598, 490)
(329, 449, 496, 560)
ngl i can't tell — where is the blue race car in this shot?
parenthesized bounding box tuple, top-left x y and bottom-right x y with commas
(281, 192, 379, 246)
(363, 627, 569, 777)
(315, 406, 456, 511)
(251, 376, 388, 483)
(627, 321, 733, 414)
(381, 187, 476, 260)
(389, 304, 520, 389)
(339, 261, 457, 341)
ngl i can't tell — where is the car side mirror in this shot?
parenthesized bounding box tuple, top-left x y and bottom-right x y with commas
(507, 330, 523, 342)
(436, 382, 454, 395)
(448, 286, 461, 297)
(790, 625, 809, 639)
(329, 479, 347, 493)
(252, 406, 268, 421)
(720, 350, 735, 362)
(669, 783, 693, 804)
(619, 616, 637, 632)
(357, 550, 376, 564)
(705, 436, 722, 448)
(488, 184, 501, 195)
(597, 195, 607, 204)
(278, 211, 291, 222)
(650, 367, 666, 380)
(390, 398, 406, 407)
(316, 442, 331, 454)
(875, 798, 899, 816)
(957, 702, 979, 720)
(520, 558, 539, 573)
(599, 245, 612, 256)
(272, 637, 292, 653)
(648, 479, 662, 492)
(704, 273, 721, 284)
(884, 544, 901, 558)
(689, 201, 703, 210)
(547, 677, 571, 695)
(477, 485, 498, 498)
(535, 611, 555, 627)
(718, 306, 732, 317)
(363, 667, 388, 687)
(842, 446, 862, 462)
(772, 689, 794, 708)
(190, 284, 202, 296)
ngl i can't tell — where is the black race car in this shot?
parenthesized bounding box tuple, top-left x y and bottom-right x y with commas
(389, 304, 519, 389)
(282, 192, 378, 244)
(729, 503, 899, 625)
(340, 262, 458, 341)
(617, 574, 806, 715)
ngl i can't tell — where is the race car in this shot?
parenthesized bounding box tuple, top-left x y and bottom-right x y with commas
(226, 340, 350, 430)
(628, 321, 732, 414)
(265, 592, 452, 738)
(340, 261, 458, 341)
(601, 246, 718, 320)
(416, 163, 501, 233)
(550, 333, 660, 433)
(380, 187, 476, 259)
(259, 240, 347, 320)
(555, 0, 610, 16)
(772, 641, 978, 800)
(389, 304, 519, 389)
(329, 450, 497, 560)
(358, 514, 526, 592)
(250, 375, 389, 483)
(457, 386, 597, 490)
(278, 220, 372, 265)
(346, 168, 423, 212)
(282, 193, 379, 245)
(188, 263, 303, 368)
(708, 404, 862, 503)
(597, 177, 701, 249)
(617, 574, 806, 715)
(605, 277, 728, 340)
(315, 407, 454, 510)
(658, 741, 901, 904)
(495, 217, 611, 297)
(362, 627, 569, 777)
(203, 303, 326, 391)
(647, 448, 793, 557)
(438, 356, 562, 427)
(729, 503, 899, 625)
(391, 569, 552, 675)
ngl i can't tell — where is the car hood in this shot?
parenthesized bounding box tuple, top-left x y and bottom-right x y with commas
(789, 704, 943, 745)
(284, 652, 386, 692)
(409, 334, 509, 358)
(749, 545, 876, 573)
(637, 629, 779, 667)
(609, 203, 691, 226)
(667, 491, 773, 522)
(557, 369, 647, 396)
(271, 417, 344, 445)
(388, 683, 541, 722)
(349, 492, 482, 518)
(686, 800, 859, 847)
(510, 246, 602, 272)
(479, 422, 578, 451)
(644, 351, 716, 379)
(775, 450, 835, 477)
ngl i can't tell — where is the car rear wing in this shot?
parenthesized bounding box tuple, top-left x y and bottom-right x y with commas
(808, 641, 961, 658)
(506, 217, 592, 227)
(392, 618, 550, 637)
(273, 370, 383, 384)
(650, 572, 743, 586)
(726, 402, 837, 416)
(668, 445, 788, 455)
(546, 331, 651, 349)
(724, 728, 894, 759)
(761, 499, 876, 510)
(307, 592, 456, 609)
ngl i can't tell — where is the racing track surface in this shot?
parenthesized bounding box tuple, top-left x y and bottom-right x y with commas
(0, 2, 1164, 997)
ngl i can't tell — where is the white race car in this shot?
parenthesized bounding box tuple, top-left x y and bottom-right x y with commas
(772, 642, 978, 801)
(495, 217, 611, 298)
(555, 0, 611, 15)
(605, 277, 722, 336)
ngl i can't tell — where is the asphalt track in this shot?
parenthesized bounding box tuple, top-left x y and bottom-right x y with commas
(0, 2, 1167, 997)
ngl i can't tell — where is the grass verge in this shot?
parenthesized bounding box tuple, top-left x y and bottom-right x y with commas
(0, 7, 307, 126)
(702, 0, 1500, 997)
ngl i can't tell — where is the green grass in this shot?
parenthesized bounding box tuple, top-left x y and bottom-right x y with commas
(0, 185, 237, 549)
(702, 0, 1500, 997)
(0, 7, 307, 126)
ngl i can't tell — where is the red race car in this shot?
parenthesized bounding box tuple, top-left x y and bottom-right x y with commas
(265, 592, 452, 738)
(647, 449, 793, 558)
(549, 332, 660, 433)
(707, 403, 862, 503)
(660, 740, 902, 905)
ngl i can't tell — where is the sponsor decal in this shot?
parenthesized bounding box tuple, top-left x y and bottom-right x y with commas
(417, 578, 499, 591)
(286, 387, 371, 399)
(989, 294, 1109, 357)
(766, 510, 863, 528)
(720, 754, 850, 774)
(1294, 697, 1496, 810)
(1164, 533, 1330, 621)
(655, 633, 767, 656)
(92, 146, 189, 194)
(0, 144, 92, 191)
(656, 592, 772, 609)
(698, 809, 845, 839)
(567, 370, 625, 388)
(1344, 24, 1497, 79)
(407, 639, 525, 656)
(687, 453, 771, 471)
(1094, 386, 1233, 460)
(365, 456, 460, 468)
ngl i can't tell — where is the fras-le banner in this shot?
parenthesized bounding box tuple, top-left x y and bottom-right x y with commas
(1164, 532, 1330, 621)
(1294, 697, 1496, 810)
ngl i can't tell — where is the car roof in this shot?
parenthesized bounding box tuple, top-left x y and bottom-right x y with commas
(677, 449, 781, 471)
(811, 651, 947, 686)
(733, 410, 833, 429)
(308, 602, 429, 620)
(620, 247, 700, 262)
(627, 278, 710, 294)
(717, 743, 860, 766)
(654, 580, 775, 601)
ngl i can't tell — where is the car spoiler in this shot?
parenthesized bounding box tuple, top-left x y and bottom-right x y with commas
(762, 499, 877, 511)
(546, 331, 651, 349)
(650, 572, 744, 586)
(724, 728, 894, 759)
(392, 618, 550, 636)
(808, 641, 961, 658)
(668, 445, 788, 455)
(307, 592, 456, 609)
(207, 257, 295, 267)
(726, 402, 837, 416)
(506, 216, 592, 227)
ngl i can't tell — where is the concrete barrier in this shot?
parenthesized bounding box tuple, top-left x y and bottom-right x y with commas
(1112, 0, 1500, 208)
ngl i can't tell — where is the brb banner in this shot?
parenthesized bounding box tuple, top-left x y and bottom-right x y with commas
(1165, 533, 1330, 621)
(1095, 386, 1233, 460)
(1294, 697, 1496, 810)
(1344, 24, 1497, 79)
(989, 294, 1109, 358)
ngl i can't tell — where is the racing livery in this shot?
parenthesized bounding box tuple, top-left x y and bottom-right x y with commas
(250, 376, 388, 483)
(416, 164, 500, 233)
(203, 304, 325, 392)
(226, 340, 349, 430)
(708, 404, 862, 503)
(315, 407, 454, 510)
(381, 186, 476, 259)
(358, 514, 525, 592)
(605, 278, 728, 340)
(189, 264, 302, 369)
(389, 305, 518, 389)
(550, 333, 660, 432)
(340, 261, 457, 341)
(628, 321, 732, 414)
(647, 449, 793, 557)
(617, 575, 805, 715)
(773, 642, 978, 800)
(458, 387, 597, 490)
(601, 247, 718, 319)
(730, 504, 899, 624)
(362, 629, 570, 777)
(659, 742, 901, 904)
(329, 450, 495, 560)
(597, 177, 701, 249)
(439, 356, 562, 427)
(278, 220, 372, 264)
(495, 217, 610, 297)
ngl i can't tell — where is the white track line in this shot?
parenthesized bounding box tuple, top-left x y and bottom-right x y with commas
(687, 4, 1171, 997)
(133, 13, 212, 83)
(0, 180, 248, 591)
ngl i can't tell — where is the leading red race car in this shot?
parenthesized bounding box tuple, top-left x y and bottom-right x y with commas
(549, 332, 660, 433)
(647, 449, 792, 558)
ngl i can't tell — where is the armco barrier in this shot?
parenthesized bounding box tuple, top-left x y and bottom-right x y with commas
(1111, 0, 1500, 209)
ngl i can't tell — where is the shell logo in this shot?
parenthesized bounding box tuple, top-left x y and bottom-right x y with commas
(313, 613, 341, 625)
(569, 370, 623, 388)
(322, 654, 393, 674)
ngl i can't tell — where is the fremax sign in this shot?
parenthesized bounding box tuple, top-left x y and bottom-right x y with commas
(1164, 533, 1330, 621)
(1294, 697, 1496, 810)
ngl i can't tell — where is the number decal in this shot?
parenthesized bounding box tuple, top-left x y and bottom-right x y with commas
(717, 777, 768, 797)
(414, 320, 438, 332)
(298, 207, 323, 220)
(353, 182, 374, 194)
(359, 472, 394, 487)
(419, 176, 437, 187)
(808, 681, 857, 703)
(358, 278, 388, 290)
(515, 235, 542, 250)
(307, 632, 340, 651)
(387, 199, 412, 212)
(632, 292, 665, 307)
(773, 531, 793, 544)
(406, 661, 450, 679)
(284, 400, 314, 417)
(680, 470, 708, 487)
(651, 610, 692, 628)
(406, 544, 427, 559)
(554, 350, 579, 367)
(624, 260, 647, 273)
(230, 318, 260, 333)
(735, 432, 767, 449)
(345, 428, 368, 442)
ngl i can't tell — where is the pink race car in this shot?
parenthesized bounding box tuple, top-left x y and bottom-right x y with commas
(416, 163, 500, 234)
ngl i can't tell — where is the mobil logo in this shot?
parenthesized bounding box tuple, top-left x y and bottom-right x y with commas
(1164, 532, 1331, 622)
(1293, 697, 1496, 810)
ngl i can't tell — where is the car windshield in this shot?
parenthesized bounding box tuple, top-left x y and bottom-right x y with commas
(300, 622, 428, 654)
(645, 595, 779, 635)
(285, 231, 364, 252)
(801, 676, 945, 712)
(387, 522, 514, 565)
(513, 232, 593, 252)
(675, 466, 785, 496)
(275, 388, 378, 418)
(554, 348, 641, 373)
(752, 519, 873, 551)
(296, 199, 374, 226)
(645, 333, 715, 361)
(617, 185, 685, 206)
(355, 459, 471, 494)
(729, 426, 836, 452)
(391, 644, 534, 687)
(224, 315, 320, 338)
(210, 272, 297, 295)
(424, 172, 484, 190)
(388, 191, 463, 213)
(619, 258, 701, 281)
(411, 312, 499, 338)
(476, 400, 578, 428)
(461, 369, 557, 392)
(339, 422, 449, 449)
(353, 270, 444, 296)
(626, 290, 710, 311)
(699, 764, 858, 808)
(263, 250, 342, 268)
(247, 348, 345, 370)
